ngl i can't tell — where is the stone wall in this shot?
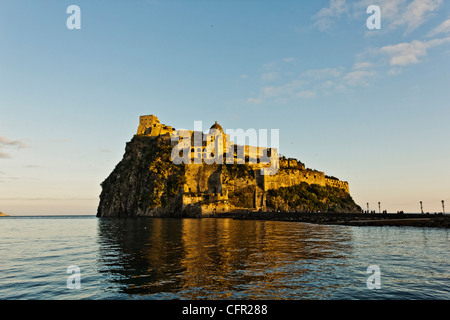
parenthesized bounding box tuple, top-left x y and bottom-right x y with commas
(325, 178, 349, 193)
(262, 168, 326, 191)
(181, 165, 349, 215)
(184, 164, 223, 194)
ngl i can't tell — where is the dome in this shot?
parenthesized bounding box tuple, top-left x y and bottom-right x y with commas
(210, 121, 224, 133)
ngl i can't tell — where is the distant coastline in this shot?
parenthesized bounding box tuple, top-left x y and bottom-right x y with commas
(0, 212, 9, 217)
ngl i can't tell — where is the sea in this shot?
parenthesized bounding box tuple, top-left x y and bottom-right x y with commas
(0, 216, 448, 300)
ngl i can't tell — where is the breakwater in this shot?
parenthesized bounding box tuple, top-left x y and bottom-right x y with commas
(228, 212, 450, 228)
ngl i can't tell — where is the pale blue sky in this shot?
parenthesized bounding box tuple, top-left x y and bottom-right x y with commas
(1, 0, 449, 215)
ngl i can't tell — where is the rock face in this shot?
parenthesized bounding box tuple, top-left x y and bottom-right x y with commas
(97, 136, 185, 217)
(0, 212, 8, 216)
(97, 135, 361, 218)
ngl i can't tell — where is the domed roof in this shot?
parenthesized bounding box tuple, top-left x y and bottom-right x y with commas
(210, 121, 224, 133)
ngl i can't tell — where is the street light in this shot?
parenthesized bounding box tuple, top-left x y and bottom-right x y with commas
(442, 200, 445, 214)
(367, 202, 369, 213)
(420, 201, 423, 214)
(378, 202, 381, 214)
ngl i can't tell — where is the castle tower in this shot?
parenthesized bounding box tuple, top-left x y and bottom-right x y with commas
(210, 121, 223, 133)
(208, 121, 231, 154)
(137, 115, 175, 137)
(137, 115, 160, 135)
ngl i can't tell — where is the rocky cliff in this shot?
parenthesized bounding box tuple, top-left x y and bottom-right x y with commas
(97, 135, 361, 217)
(97, 136, 186, 217)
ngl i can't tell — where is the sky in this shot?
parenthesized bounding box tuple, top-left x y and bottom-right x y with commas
(0, 0, 449, 215)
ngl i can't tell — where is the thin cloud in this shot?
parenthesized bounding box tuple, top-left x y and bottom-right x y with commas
(313, 0, 349, 32)
(248, 64, 372, 104)
(343, 70, 376, 86)
(427, 18, 450, 37)
(51, 138, 72, 143)
(295, 91, 316, 99)
(260, 72, 281, 82)
(246, 98, 263, 104)
(315, 0, 443, 34)
(0, 136, 29, 149)
(399, 0, 443, 34)
(246, 13, 449, 104)
(300, 67, 345, 80)
(0, 136, 29, 159)
(358, 0, 442, 34)
(262, 85, 290, 98)
(0, 197, 96, 201)
(387, 67, 403, 76)
(380, 37, 450, 66)
(0, 176, 40, 183)
(262, 61, 279, 71)
(353, 62, 373, 69)
(0, 152, 11, 159)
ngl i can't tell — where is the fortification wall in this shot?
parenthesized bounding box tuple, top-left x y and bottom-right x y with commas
(325, 178, 349, 193)
(279, 158, 305, 169)
(262, 168, 326, 191)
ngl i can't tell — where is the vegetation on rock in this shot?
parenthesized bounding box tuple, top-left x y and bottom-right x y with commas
(266, 182, 361, 213)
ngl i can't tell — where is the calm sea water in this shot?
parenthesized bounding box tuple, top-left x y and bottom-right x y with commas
(0, 216, 448, 300)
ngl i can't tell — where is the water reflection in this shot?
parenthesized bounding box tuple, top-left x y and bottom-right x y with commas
(96, 218, 354, 299)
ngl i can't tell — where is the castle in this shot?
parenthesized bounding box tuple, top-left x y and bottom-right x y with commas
(135, 115, 350, 215)
(137, 115, 278, 169)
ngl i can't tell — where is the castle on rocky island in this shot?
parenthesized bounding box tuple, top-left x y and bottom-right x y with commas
(97, 114, 357, 217)
(127, 115, 350, 215)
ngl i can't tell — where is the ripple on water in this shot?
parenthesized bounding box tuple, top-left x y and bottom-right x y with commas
(0, 217, 448, 300)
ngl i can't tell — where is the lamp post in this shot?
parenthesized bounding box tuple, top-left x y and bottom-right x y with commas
(378, 202, 381, 214)
(420, 201, 423, 214)
(366, 202, 369, 213)
(442, 200, 445, 214)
